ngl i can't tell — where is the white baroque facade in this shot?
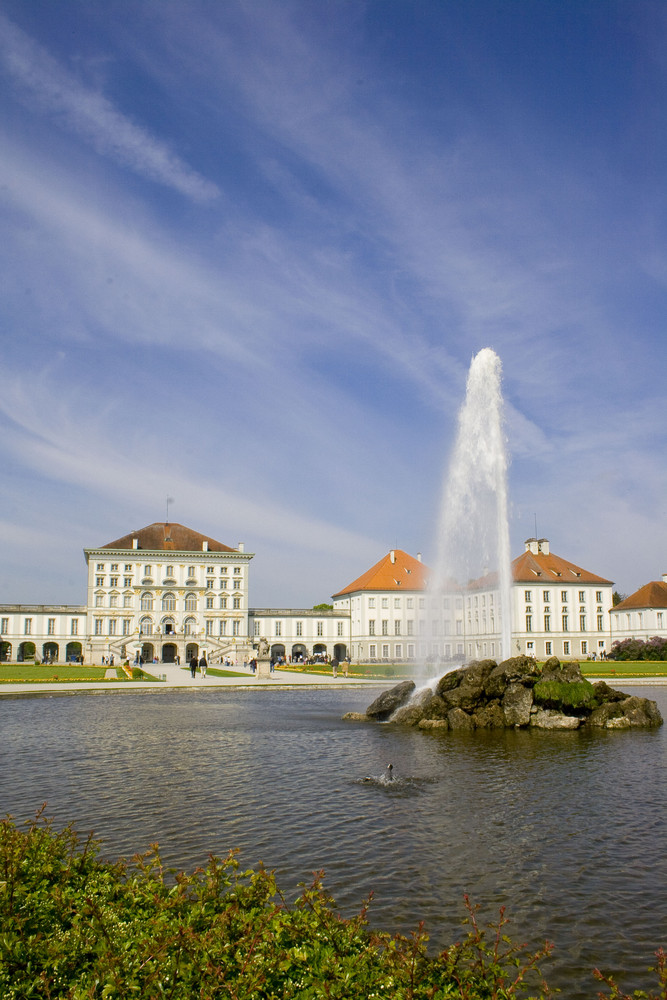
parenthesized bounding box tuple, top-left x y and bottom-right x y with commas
(610, 576, 667, 642)
(0, 526, 643, 668)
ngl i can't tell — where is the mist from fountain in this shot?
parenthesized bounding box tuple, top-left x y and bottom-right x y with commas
(420, 348, 512, 684)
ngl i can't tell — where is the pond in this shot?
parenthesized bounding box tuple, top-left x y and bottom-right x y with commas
(1, 684, 666, 997)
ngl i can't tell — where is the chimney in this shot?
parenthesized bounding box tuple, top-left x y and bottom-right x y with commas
(390, 550, 396, 564)
(132, 538, 139, 549)
(525, 538, 539, 555)
(417, 552, 422, 562)
(238, 542, 244, 552)
(538, 538, 550, 555)
(202, 540, 208, 552)
(662, 572, 667, 584)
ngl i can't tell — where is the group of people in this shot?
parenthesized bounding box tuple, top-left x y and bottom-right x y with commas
(190, 654, 207, 678)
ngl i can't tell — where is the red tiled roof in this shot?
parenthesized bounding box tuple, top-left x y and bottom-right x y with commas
(613, 581, 667, 611)
(511, 549, 612, 585)
(333, 550, 430, 597)
(100, 522, 236, 553)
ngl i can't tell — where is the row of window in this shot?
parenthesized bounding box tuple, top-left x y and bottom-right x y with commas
(524, 589, 605, 604)
(93, 617, 244, 637)
(253, 621, 345, 637)
(525, 614, 605, 632)
(95, 563, 243, 578)
(1, 618, 81, 636)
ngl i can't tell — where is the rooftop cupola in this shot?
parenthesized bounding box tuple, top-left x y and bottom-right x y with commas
(525, 538, 550, 556)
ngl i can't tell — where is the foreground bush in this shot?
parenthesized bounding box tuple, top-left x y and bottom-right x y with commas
(0, 813, 665, 999)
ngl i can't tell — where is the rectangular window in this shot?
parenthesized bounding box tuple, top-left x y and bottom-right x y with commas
(563, 640, 570, 655)
(123, 594, 132, 608)
(207, 566, 214, 575)
(110, 576, 118, 587)
(24, 618, 32, 635)
(188, 566, 196, 577)
(337, 621, 344, 636)
(524, 590, 532, 602)
(545, 641, 552, 655)
(407, 620, 414, 635)
(580, 615, 586, 631)
(206, 596, 214, 609)
(562, 614, 568, 631)
(144, 566, 152, 576)
(220, 620, 228, 636)
(658, 612, 664, 628)
(124, 577, 132, 587)
(597, 614, 604, 631)
(581, 640, 588, 654)
(317, 622, 323, 636)
(47, 618, 56, 635)
(71, 619, 79, 635)
(109, 594, 118, 607)
(395, 644, 402, 657)
(381, 598, 388, 609)
(95, 594, 103, 607)
(233, 596, 241, 609)
(233, 580, 241, 589)
(394, 598, 401, 609)
(296, 621, 303, 636)
(543, 590, 550, 602)
(381, 620, 388, 635)
(544, 615, 550, 632)
(275, 622, 282, 637)
(525, 615, 532, 632)
(579, 591, 586, 602)
(394, 620, 401, 635)
(419, 598, 425, 609)
(368, 620, 375, 635)
(407, 598, 413, 609)
(253, 621, 260, 636)
(124, 564, 132, 571)
(96, 576, 104, 587)
(220, 597, 227, 609)
(206, 580, 213, 589)
(122, 619, 131, 636)
(206, 620, 213, 636)
(96, 563, 104, 571)
(108, 620, 116, 636)
(561, 591, 568, 603)
(232, 620, 240, 636)
(0, 618, 8, 634)
(596, 591, 603, 602)
(380, 644, 389, 658)
(369, 644, 376, 658)
(368, 598, 375, 608)
(94, 618, 103, 635)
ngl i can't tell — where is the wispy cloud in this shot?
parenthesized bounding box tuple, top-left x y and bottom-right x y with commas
(0, 12, 219, 202)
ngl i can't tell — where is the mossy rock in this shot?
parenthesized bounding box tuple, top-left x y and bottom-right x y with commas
(533, 678, 598, 713)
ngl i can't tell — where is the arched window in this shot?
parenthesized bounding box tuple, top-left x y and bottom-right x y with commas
(140, 592, 154, 611)
(184, 593, 197, 612)
(162, 592, 176, 612)
(184, 616, 196, 636)
(139, 616, 153, 636)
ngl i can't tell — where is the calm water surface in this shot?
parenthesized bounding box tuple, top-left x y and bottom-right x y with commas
(2, 684, 666, 997)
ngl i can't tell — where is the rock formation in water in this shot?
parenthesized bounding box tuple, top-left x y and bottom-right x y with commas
(345, 656, 663, 730)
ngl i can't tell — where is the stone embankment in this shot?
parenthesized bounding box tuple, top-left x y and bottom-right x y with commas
(344, 656, 663, 730)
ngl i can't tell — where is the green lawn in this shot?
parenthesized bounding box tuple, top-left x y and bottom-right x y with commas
(0, 664, 111, 683)
(580, 660, 667, 678)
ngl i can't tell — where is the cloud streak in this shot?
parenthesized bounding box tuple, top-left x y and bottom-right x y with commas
(0, 12, 219, 202)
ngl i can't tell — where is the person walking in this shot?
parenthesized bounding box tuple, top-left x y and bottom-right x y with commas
(199, 653, 207, 678)
(190, 654, 197, 678)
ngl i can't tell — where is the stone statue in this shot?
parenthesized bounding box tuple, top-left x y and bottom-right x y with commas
(258, 637, 270, 659)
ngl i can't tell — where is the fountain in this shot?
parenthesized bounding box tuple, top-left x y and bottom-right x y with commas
(423, 348, 512, 673)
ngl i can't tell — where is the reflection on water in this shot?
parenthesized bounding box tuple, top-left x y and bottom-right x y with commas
(1, 685, 666, 998)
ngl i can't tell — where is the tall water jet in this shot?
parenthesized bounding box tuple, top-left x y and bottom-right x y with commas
(424, 348, 512, 670)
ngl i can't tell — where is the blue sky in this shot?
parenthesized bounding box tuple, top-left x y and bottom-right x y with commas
(0, 0, 665, 608)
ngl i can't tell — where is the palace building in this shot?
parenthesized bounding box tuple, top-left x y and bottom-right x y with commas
(0, 522, 661, 666)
